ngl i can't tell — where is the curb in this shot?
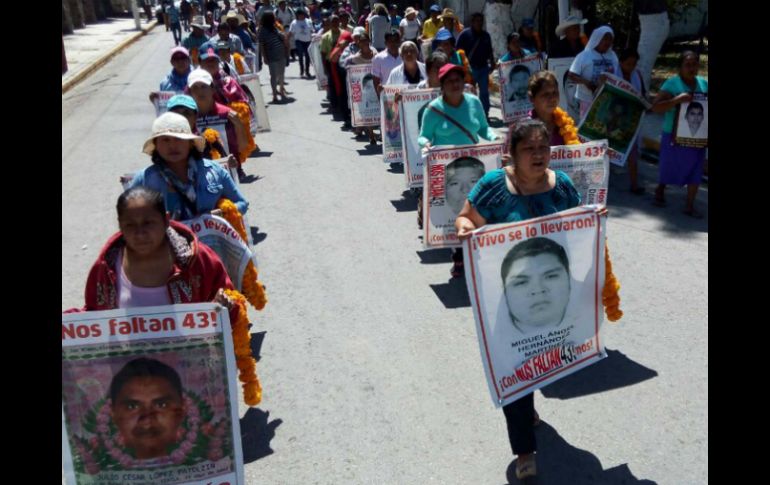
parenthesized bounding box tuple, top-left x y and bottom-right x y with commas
(62, 20, 158, 95)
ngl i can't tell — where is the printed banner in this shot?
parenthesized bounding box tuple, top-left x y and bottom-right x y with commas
(463, 205, 608, 408)
(547, 57, 580, 122)
(240, 72, 271, 133)
(62, 304, 244, 485)
(152, 91, 177, 117)
(347, 64, 380, 127)
(380, 85, 412, 164)
(577, 74, 648, 167)
(499, 55, 543, 123)
(309, 39, 328, 90)
(549, 141, 610, 206)
(196, 118, 229, 156)
(423, 143, 505, 249)
(398, 88, 442, 188)
(673, 93, 707, 148)
(183, 215, 252, 293)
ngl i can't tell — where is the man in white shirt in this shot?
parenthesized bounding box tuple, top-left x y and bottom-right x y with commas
(371, 30, 403, 95)
(289, 9, 314, 77)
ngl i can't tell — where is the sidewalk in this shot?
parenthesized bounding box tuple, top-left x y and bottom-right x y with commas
(63, 17, 158, 92)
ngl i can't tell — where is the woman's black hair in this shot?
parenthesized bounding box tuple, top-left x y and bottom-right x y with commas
(680, 50, 698, 66)
(261, 11, 277, 29)
(117, 186, 166, 218)
(110, 358, 183, 404)
(619, 48, 639, 63)
(509, 119, 549, 156)
(151, 145, 204, 166)
(500, 237, 570, 285)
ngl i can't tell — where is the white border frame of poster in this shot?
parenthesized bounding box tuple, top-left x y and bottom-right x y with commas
(398, 87, 442, 188)
(498, 54, 543, 123)
(347, 64, 380, 127)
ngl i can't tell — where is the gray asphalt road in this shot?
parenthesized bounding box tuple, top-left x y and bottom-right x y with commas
(62, 27, 707, 485)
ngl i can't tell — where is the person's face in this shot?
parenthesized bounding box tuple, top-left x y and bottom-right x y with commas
(446, 166, 483, 214)
(190, 82, 214, 110)
(112, 376, 185, 459)
(439, 39, 454, 55)
(442, 70, 464, 96)
(201, 57, 220, 75)
(595, 33, 613, 53)
(564, 25, 580, 41)
(427, 61, 446, 87)
(504, 253, 570, 329)
(169, 106, 198, 132)
(170, 55, 191, 74)
(358, 37, 371, 51)
(331, 18, 340, 29)
(218, 26, 231, 39)
(401, 47, 418, 63)
(118, 199, 169, 256)
(192, 26, 204, 36)
(620, 56, 637, 77)
(507, 37, 521, 54)
(680, 55, 700, 80)
(471, 17, 483, 32)
(386, 35, 401, 53)
(531, 81, 559, 115)
(407, 13, 416, 21)
(686, 106, 703, 132)
(513, 130, 550, 177)
(155, 135, 192, 165)
(511, 71, 529, 98)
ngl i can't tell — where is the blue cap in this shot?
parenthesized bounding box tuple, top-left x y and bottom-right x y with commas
(522, 18, 535, 28)
(429, 5, 441, 12)
(167, 94, 198, 112)
(434, 28, 453, 41)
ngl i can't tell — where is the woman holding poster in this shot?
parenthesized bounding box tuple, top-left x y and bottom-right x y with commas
(454, 120, 584, 480)
(650, 50, 708, 218)
(419, 63, 499, 278)
(567, 26, 620, 120)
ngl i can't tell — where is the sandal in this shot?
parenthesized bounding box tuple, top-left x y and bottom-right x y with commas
(515, 455, 537, 479)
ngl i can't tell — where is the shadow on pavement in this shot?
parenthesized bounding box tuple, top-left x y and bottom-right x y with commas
(387, 162, 404, 174)
(430, 277, 470, 308)
(249, 226, 268, 245)
(240, 408, 282, 464)
(504, 422, 657, 484)
(250, 331, 266, 362)
(239, 174, 262, 184)
(417, 248, 452, 264)
(357, 144, 383, 156)
(251, 150, 273, 158)
(390, 190, 417, 212)
(540, 349, 658, 400)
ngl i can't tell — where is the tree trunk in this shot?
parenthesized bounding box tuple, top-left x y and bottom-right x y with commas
(67, 0, 85, 29)
(63, 1, 75, 34)
(83, 0, 97, 23)
(94, 0, 107, 20)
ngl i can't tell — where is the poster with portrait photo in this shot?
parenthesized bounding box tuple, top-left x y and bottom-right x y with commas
(62, 304, 244, 485)
(309, 39, 328, 90)
(239, 72, 271, 133)
(463, 205, 608, 408)
(380, 85, 412, 164)
(398, 87, 442, 188)
(673, 93, 707, 148)
(577, 74, 648, 166)
(498, 55, 543, 123)
(348, 64, 381, 127)
(152, 91, 177, 117)
(423, 142, 505, 249)
(547, 57, 579, 122)
(549, 140, 610, 206)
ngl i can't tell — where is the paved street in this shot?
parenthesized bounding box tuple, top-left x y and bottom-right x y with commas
(62, 25, 707, 485)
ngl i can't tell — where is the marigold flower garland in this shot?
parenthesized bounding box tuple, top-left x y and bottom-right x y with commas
(216, 198, 268, 311)
(603, 243, 623, 321)
(233, 52, 247, 75)
(190, 47, 200, 66)
(224, 289, 262, 406)
(228, 101, 258, 162)
(203, 128, 223, 160)
(552, 107, 580, 145)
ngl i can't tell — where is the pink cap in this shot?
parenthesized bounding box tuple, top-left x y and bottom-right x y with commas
(169, 46, 190, 59)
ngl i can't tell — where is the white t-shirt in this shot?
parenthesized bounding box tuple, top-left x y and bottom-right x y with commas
(371, 50, 402, 83)
(568, 48, 620, 102)
(399, 18, 421, 40)
(368, 14, 391, 51)
(289, 18, 313, 42)
(275, 7, 295, 27)
(386, 62, 427, 85)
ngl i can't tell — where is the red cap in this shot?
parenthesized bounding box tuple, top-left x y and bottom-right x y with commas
(438, 63, 465, 82)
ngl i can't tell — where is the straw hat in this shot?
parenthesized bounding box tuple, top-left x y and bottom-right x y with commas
(555, 15, 588, 37)
(142, 113, 205, 155)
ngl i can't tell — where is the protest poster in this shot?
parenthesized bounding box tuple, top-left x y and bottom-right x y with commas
(398, 88, 442, 188)
(498, 54, 543, 123)
(309, 40, 328, 90)
(547, 57, 580, 122)
(423, 143, 505, 249)
(62, 303, 244, 485)
(673, 93, 707, 148)
(577, 73, 649, 166)
(380, 84, 412, 164)
(183, 214, 252, 293)
(239, 72, 271, 133)
(549, 141, 610, 206)
(152, 92, 177, 117)
(196, 117, 229, 156)
(463, 205, 608, 408)
(347, 64, 380, 127)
